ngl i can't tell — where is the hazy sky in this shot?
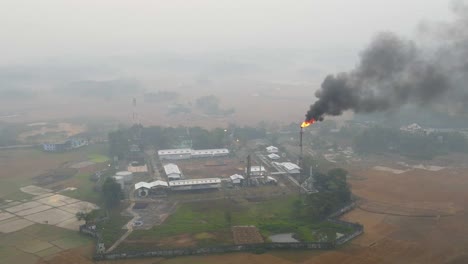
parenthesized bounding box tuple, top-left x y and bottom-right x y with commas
(0, 0, 454, 65)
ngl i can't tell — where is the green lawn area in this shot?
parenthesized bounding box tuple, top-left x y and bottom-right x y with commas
(129, 196, 353, 245)
(61, 173, 101, 204)
(88, 153, 110, 163)
(96, 207, 132, 247)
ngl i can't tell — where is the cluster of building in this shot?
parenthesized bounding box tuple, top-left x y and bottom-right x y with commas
(135, 163, 225, 197)
(132, 145, 287, 198)
(266, 146, 280, 160)
(42, 138, 88, 152)
(158, 148, 229, 160)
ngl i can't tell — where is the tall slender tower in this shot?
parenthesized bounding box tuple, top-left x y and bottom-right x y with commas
(132, 97, 138, 124)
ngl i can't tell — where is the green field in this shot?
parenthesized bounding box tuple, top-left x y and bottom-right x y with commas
(61, 173, 101, 204)
(97, 208, 132, 247)
(87, 154, 110, 163)
(125, 196, 352, 251)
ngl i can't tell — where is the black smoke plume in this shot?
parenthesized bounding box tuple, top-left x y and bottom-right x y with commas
(305, 2, 468, 122)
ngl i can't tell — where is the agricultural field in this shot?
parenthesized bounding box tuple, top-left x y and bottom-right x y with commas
(0, 221, 92, 264)
(0, 143, 111, 264)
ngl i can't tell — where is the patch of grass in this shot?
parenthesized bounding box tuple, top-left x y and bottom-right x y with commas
(96, 208, 132, 247)
(2, 190, 34, 201)
(61, 173, 100, 204)
(130, 196, 355, 246)
(194, 232, 214, 240)
(88, 154, 109, 163)
(51, 236, 90, 250)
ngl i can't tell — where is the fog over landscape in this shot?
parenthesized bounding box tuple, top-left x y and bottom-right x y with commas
(0, 0, 460, 126)
(2, 1, 468, 264)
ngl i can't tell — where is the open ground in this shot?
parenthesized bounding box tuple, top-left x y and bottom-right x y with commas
(40, 153, 468, 264)
(175, 157, 244, 179)
(0, 145, 110, 264)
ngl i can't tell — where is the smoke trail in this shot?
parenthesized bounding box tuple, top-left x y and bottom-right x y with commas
(305, 2, 468, 122)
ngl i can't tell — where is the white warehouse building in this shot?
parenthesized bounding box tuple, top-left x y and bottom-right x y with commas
(158, 149, 192, 160)
(278, 162, 301, 174)
(229, 174, 245, 184)
(163, 163, 182, 181)
(191, 149, 229, 158)
(267, 153, 280, 160)
(134, 180, 169, 197)
(266, 146, 279, 153)
(169, 178, 221, 191)
(158, 148, 229, 160)
(246, 165, 266, 176)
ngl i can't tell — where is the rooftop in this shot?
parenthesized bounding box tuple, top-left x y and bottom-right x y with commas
(250, 166, 265, 172)
(279, 162, 300, 171)
(163, 163, 181, 175)
(135, 180, 169, 189)
(158, 148, 229, 156)
(230, 174, 245, 180)
(168, 178, 221, 186)
(158, 148, 192, 155)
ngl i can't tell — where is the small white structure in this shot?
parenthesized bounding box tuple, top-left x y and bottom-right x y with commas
(112, 176, 125, 190)
(229, 174, 245, 184)
(158, 149, 192, 160)
(247, 166, 266, 176)
(163, 163, 182, 181)
(267, 153, 280, 160)
(278, 162, 301, 174)
(169, 178, 221, 191)
(266, 176, 277, 184)
(116, 171, 133, 184)
(266, 146, 279, 153)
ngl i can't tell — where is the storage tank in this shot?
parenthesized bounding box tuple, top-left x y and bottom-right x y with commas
(116, 171, 133, 184)
(112, 176, 125, 190)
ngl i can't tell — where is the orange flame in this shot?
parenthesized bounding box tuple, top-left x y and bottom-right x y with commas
(301, 119, 315, 128)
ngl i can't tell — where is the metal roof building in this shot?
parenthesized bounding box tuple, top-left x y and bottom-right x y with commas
(191, 148, 229, 158)
(246, 165, 266, 176)
(163, 163, 182, 180)
(169, 178, 221, 191)
(134, 180, 169, 197)
(158, 148, 192, 160)
(267, 153, 280, 160)
(158, 148, 229, 160)
(279, 162, 300, 174)
(229, 174, 245, 184)
(266, 146, 279, 153)
(134, 180, 169, 190)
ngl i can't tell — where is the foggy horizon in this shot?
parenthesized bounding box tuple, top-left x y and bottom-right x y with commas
(1, 1, 452, 66)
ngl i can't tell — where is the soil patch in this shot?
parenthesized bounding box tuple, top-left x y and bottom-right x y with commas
(33, 168, 78, 187)
(232, 226, 264, 244)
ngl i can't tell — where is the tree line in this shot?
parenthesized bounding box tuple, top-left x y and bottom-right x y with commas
(108, 124, 267, 159)
(354, 126, 468, 159)
(293, 168, 352, 221)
